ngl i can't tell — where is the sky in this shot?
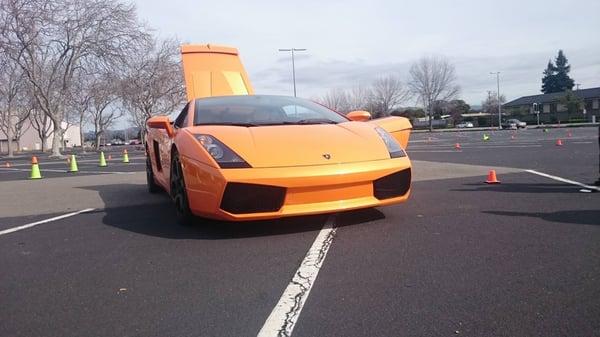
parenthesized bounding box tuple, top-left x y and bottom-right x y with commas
(132, 0, 600, 108)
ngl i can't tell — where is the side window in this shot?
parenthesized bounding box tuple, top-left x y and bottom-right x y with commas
(174, 103, 190, 128)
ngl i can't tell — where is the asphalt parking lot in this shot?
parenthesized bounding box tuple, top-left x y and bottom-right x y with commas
(0, 127, 599, 337)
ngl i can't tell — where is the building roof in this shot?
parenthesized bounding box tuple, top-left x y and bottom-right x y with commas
(504, 87, 600, 107)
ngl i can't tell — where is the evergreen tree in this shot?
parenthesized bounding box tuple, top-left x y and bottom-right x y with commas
(554, 50, 575, 91)
(541, 50, 575, 94)
(541, 60, 558, 94)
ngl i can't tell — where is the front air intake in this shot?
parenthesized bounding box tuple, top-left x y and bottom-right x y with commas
(220, 183, 286, 214)
(373, 168, 411, 200)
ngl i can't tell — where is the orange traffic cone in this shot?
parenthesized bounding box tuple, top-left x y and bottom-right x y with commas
(454, 143, 461, 150)
(485, 170, 500, 184)
(556, 139, 563, 146)
(4, 162, 10, 168)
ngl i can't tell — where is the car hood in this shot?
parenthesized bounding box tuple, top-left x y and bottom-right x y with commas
(187, 122, 391, 168)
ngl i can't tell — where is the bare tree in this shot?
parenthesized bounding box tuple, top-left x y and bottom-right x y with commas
(316, 88, 350, 113)
(482, 91, 506, 127)
(88, 75, 121, 150)
(0, 0, 144, 156)
(346, 84, 371, 112)
(67, 90, 92, 152)
(29, 106, 52, 151)
(369, 75, 412, 118)
(409, 56, 460, 131)
(120, 37, 185, 142)
(0, 58, 29, 156)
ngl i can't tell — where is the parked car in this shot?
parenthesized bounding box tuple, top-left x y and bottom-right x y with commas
(501, 120, 517, 129)
(146, 94, 413, 224)
(110, 139, 125, 146)
(507, 119, 527, 129)
(456, 122, 474, 128)
(129, 139, 142, 145)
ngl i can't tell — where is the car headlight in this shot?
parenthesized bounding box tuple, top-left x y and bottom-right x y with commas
(375, 127, 406, 158)
(194, 134, 251, 168)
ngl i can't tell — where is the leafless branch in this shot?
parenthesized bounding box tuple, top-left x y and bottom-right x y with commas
(408, 55, 460, 131)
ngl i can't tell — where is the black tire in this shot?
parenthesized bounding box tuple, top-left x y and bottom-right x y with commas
(170, 153, 194, 226)
(146, 155, 160, 194)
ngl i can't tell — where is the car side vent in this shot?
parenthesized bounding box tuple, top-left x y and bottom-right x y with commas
(153, 140, 162, 171)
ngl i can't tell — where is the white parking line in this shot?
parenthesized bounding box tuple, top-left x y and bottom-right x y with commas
(525, 169, 600, 191)
(0, 208, 95, 236)
(408, 150, 458, 153)
(258, 216, 337, 337)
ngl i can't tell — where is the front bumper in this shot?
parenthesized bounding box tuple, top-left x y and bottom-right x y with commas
(181, 156, 412, 221)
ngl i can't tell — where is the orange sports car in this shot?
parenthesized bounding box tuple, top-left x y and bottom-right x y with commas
(145, 44, 413, 224)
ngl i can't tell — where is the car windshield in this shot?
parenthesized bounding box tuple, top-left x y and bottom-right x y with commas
(193, 95, 348, 126)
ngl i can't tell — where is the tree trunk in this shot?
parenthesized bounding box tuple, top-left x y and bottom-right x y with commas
(428, 105, 433, 132)
(7, 124, 14, 157)
(95, 134, 101, 151)
(50, 123, 64, 157)
(39, 134, 45, 152)
(60, 131, 66, 152)
(79, 119, 86, 153)
(140, 128, 146, 145)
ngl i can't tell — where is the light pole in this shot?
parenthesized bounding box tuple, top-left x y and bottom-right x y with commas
(278, 48, 306, 97)
(490, 72, 501, 129)
(487, 90, 493, 127)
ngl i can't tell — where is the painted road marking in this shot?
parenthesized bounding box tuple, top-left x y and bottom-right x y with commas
(0, 208, 95, 236)
(409, 144, 543, 149)
(408, 150, 458, 153)
(258, 216, 337, 337)
(525, 169, 600, 192)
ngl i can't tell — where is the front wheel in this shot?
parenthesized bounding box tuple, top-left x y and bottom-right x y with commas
(146, 156, 160, 194)
(170, 153, 194, 226)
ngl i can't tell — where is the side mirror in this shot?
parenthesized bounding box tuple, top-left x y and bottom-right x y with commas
(147, 116, 174, 138)
(347, 110, 371, 122)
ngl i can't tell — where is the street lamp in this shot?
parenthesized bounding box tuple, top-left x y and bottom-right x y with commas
(278, 48, 307, 97)
(490, 72, 501, 129)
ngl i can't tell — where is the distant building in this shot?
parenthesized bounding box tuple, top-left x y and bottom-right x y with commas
(504, 87, 600, 124)
(0, 120, 81, 154)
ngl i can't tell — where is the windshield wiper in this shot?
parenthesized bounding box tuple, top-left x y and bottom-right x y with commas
(197, 122, 259, 127)
(294, 118, 338, 125)
(253, 120, 338, 126)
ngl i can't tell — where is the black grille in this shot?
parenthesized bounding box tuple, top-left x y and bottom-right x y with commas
(373, 168, 411, 200)
(220, 183, 286, 214)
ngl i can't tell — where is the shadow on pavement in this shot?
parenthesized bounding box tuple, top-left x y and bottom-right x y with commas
(81, 183, 386, 240)
(451, 182, 583, 194)
(483, 210, 600, 226)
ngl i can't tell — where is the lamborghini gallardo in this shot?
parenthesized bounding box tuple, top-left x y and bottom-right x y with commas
(145, 44, 413, 224)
